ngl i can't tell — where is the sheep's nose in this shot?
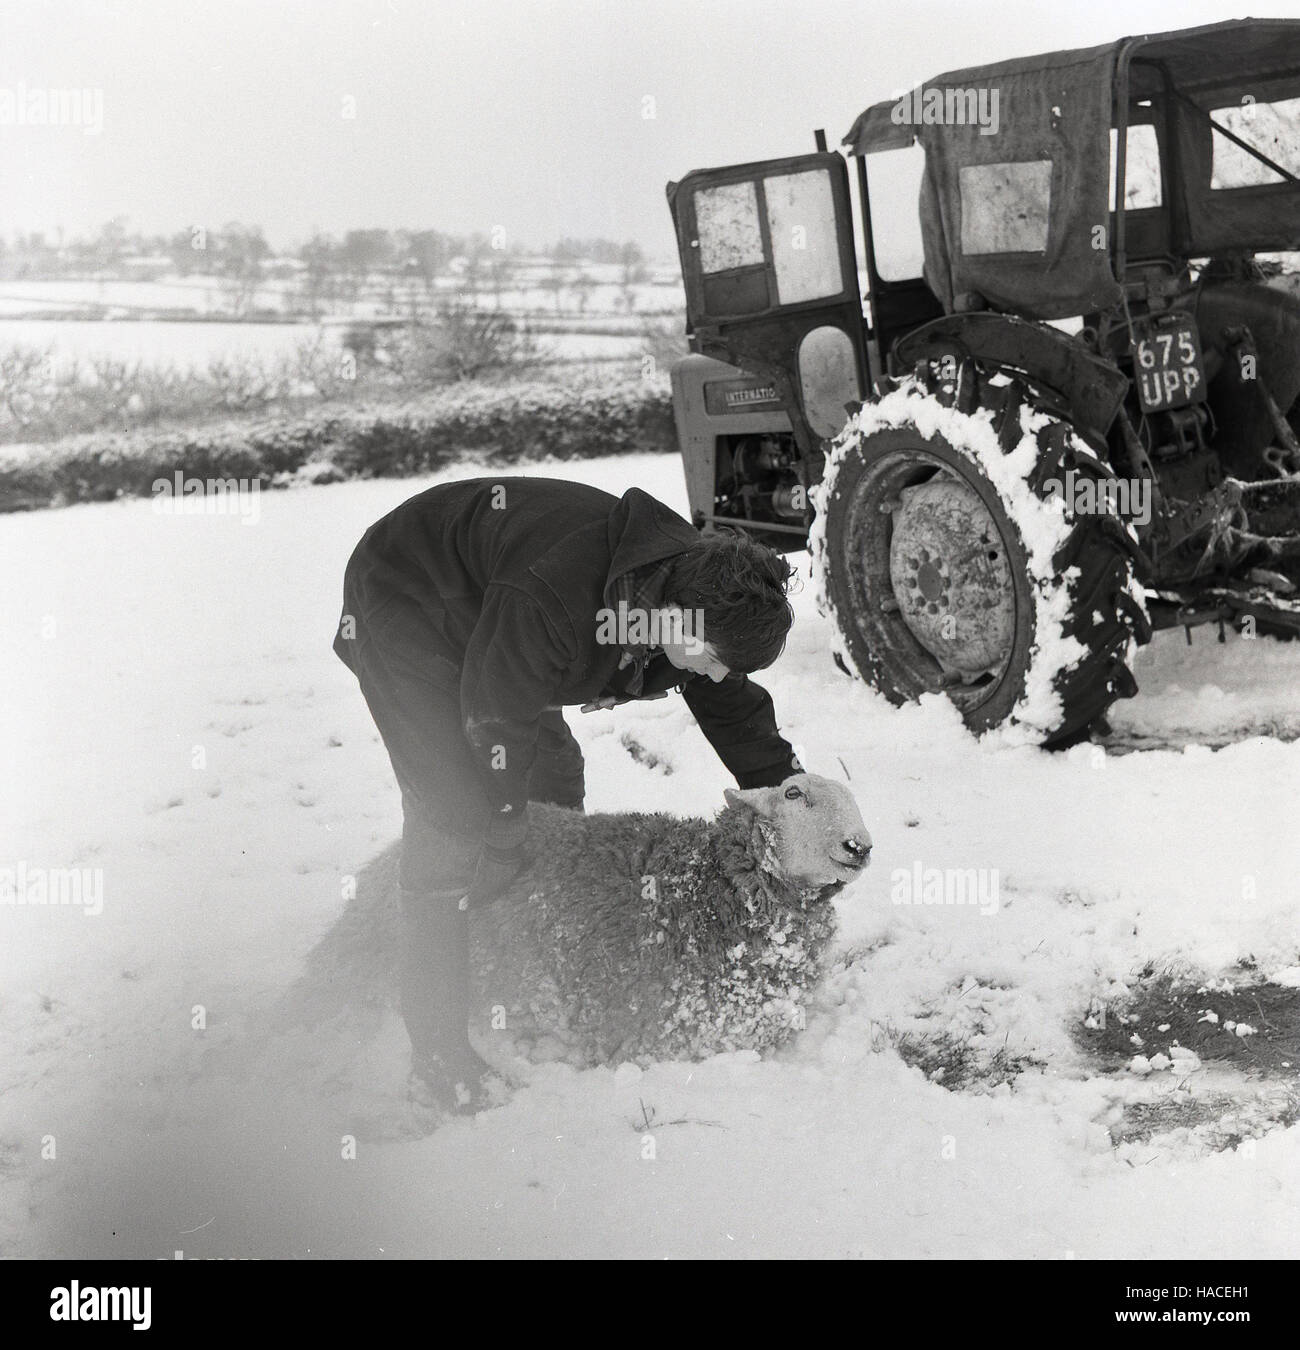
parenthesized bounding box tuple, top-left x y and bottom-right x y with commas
(839, 836, 871, 868)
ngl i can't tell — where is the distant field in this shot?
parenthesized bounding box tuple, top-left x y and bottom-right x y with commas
(0, 266, 684, 320)
(0, 316, 650, 372)
(0, 268, 683, 375)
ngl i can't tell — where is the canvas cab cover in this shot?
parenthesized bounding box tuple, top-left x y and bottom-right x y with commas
(843, 20, 1300, 320)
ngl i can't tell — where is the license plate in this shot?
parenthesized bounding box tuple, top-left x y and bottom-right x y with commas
(1133, 316, 1206, 413)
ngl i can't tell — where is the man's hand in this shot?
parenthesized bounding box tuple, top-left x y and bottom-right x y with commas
(465, 806, 529, 909)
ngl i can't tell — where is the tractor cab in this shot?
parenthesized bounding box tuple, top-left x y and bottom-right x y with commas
(669, 18, 1300, 485)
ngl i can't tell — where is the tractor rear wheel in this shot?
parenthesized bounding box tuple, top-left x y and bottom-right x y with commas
(813, 383, 1150, 746)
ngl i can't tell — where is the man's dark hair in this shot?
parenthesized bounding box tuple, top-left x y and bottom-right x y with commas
(666, 530, 795, 674)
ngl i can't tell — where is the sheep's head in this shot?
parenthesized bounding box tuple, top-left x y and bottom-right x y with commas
(723, 773, 871, 897)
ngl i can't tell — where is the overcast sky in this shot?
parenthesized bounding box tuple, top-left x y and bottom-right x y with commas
(1, 0, 1295, 259)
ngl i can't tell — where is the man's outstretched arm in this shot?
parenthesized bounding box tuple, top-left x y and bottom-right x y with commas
(681, 672, 802, 788)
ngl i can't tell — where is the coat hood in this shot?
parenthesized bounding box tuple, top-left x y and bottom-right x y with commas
(602, 488, 701, 602)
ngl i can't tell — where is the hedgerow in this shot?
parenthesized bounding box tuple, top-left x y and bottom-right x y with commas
(0, 377, 676, 512)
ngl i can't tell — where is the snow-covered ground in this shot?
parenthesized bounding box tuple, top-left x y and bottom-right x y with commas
(0, 317, 646, 376)
(2, 453, 1298, 1259)
(0, 316, 340, 373)
(0, 271, 683, 319)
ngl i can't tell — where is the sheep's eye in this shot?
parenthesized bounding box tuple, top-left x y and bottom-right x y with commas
(784, 786, 803, 800)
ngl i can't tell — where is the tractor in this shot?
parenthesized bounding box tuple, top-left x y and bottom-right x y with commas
(665, 17, 1300, 745)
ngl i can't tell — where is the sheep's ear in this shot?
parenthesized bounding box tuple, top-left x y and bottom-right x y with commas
(724, 785, 776, 818)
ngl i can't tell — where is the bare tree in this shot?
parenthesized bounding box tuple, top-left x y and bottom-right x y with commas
(544, 243, 577, 314)
(217, 223, 270, 316)
(403, 229, 448, 308)
(571, 270, 596, 315)
(618, 242, 648, 314)
(340, 229, 395, 302)
(298, 232, 341, 319)
(456, 234, 493, 306)
(96, 216, 130, 269)
(486, 250, 517, 310)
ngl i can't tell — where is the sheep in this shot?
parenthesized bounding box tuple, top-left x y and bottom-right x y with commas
(294, 772, 871, 1066)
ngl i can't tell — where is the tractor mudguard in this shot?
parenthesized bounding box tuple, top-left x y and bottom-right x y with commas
(892, 312, 1131, 443)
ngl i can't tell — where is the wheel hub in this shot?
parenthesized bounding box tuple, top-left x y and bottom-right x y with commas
(887, 477, 1016, 676)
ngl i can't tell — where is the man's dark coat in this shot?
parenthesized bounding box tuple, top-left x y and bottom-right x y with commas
(335, 477, 799, 813)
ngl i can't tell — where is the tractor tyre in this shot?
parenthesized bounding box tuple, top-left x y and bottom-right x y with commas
(813, 382, 1151, 746)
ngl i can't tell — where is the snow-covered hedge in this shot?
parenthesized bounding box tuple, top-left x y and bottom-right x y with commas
(0, 377, 676, 512)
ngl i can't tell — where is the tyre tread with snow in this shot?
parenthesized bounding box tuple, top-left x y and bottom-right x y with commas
(810, 380, 1150, 746)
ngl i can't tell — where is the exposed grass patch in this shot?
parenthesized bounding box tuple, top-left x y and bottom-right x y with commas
(890, 1028, 1043, 1091)
(1077, 967, 1300, 1076)
(1106, 1086, 1300, 1150)
(618, 734, 673, 774)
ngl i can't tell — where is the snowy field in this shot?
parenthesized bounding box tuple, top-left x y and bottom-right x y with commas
(0, 270, 679, 383)
(2, 453, 1299, 1259)
(0, 270, 682, 319)
(0, 317, 646, 375)
(0, 316, 342, 373)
